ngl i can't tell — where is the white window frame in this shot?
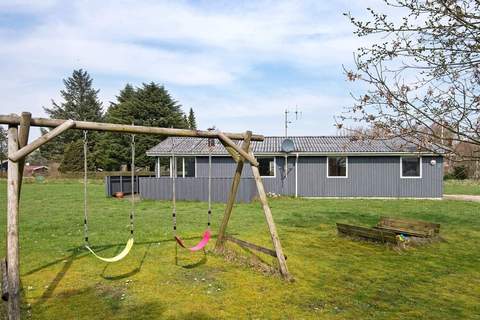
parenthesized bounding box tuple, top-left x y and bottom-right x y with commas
(170, 156, 197, 178)
(326, 156, 349, 178)
(400, 156, 422, 179)
(258, 156, 276, 178)
(157, 157, 173, 178)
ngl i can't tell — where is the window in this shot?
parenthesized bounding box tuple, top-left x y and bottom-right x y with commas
(401, 157, 421, 178)
(184, 157, 195, 177)
(176, 157, 183, 177)
(158, 157, 170, 177)
(175, 157, 196, 178)
(258, 157, 275, 177)
(327, 156, 348, 178)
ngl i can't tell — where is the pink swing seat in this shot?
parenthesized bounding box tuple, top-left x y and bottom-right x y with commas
(175, 230, 211, 252)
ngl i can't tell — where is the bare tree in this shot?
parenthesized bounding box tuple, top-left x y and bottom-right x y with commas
(341, 0, 480, 161)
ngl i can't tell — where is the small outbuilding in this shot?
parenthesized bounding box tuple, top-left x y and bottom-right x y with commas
(23, 165, 49, 177)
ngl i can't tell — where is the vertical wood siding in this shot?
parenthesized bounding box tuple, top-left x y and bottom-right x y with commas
(114, 155, 443, 201)
(139, 177, 257, 202)
(196, 155, 443, 198)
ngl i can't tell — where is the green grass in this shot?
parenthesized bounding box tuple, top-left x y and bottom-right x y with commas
(444, 179, 480, 195)
(0, 180, 479, 319)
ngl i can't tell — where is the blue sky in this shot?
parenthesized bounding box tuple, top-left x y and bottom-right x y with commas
(0, 0, 385, 138)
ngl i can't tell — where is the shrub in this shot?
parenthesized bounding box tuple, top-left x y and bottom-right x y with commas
(453, 165, 468, 180)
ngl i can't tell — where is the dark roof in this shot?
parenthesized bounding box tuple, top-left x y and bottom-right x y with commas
(146, 136, 433, 156)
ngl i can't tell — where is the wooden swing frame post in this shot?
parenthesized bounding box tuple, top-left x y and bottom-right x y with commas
(214, 132, 291, 281)
(0, 112, 290, 319)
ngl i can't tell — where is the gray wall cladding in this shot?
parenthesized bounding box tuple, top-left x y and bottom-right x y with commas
(197, 155, 443, 198)
(144, 155, 443, 200)
(296, 156, 443, 198)
(139, 177, 257, 202)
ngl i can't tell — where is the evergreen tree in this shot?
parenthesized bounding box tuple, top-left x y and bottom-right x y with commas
(44, 69, 103, 122)
(96, 83, 188, 170)
(41, 69, 103, 170)
(59, 140, 84, 172)
(188, 108, 197, 129)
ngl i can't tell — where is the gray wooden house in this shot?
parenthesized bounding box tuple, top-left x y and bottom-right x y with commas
(139, 136, 443, 201)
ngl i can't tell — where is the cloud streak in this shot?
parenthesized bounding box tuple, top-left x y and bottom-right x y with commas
(0, 0, 386, 137)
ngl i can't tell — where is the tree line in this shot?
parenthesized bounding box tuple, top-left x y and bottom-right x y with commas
(1, 69, 198, 172)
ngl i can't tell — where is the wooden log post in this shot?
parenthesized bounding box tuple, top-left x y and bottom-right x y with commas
(17, 112, 31, 199)
(225, 236, 287, 260)
(0, 115, 264, 141)
(214, 131, 252, 251)
(9, 119, 74, 162)
(217, 132, 259, 167)
(249, 148, 291, 281)
(7, 125, 21, 320)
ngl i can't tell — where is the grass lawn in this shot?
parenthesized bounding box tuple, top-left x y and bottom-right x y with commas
(444, 179, 480, 195)
(0, 180, 479, 319)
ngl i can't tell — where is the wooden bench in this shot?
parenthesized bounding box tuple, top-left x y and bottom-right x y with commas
(374, 216, 440, 238)
(336, 223, 398, 244)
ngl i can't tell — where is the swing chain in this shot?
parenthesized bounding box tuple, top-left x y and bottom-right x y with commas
(207, 136, 214, 229)
(83, 130, 89, 245)
(171, 137, 177, 236)
(130, 133, 135, 236)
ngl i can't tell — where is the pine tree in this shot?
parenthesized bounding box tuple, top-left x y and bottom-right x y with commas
(59, 140, 84, 172)
(41, 69, 103, 170)
(96, 83, 188, 170)
(188, 108, 197, 129)
(44, 69, 103, 122)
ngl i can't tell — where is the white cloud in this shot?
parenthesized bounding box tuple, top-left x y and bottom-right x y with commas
(0, 0, 58, 12)
(0, 0, 364, 84)
(0, 0, 395, 137)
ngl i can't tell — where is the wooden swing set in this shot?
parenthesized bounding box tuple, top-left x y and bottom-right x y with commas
(0, 112, 291, 320)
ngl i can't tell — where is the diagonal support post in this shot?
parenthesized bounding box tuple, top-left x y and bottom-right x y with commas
(219, 139, 241, 163)
(249, 148, 292, 281)
(217, 132, 258, 167)
(215, 131, 252, 251)
(8, 119, 74, 162)
(17, 112, 31, 199)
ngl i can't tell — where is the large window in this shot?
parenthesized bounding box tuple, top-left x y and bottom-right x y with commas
(176, 157, 183, 177)
(157, 157, 196, 177)
(184, 157, 195, 177)
(258, 157, 275, 177)
(327, 156, 348, 178)
(401, 157, 421, 178)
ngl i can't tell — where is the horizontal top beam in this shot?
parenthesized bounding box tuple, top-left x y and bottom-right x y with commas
(0, 114, 264, 141)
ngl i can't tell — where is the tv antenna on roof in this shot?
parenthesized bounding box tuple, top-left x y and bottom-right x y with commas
(284, 106, 301, 137)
